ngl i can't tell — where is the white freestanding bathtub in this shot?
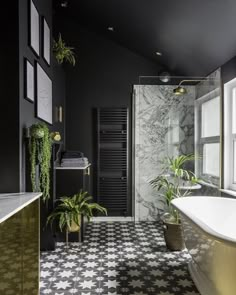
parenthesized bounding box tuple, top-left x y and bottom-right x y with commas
(171, 196, 236, 295)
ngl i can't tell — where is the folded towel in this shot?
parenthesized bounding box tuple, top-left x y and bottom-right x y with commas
(61, 151, 84, 159)
(61, 161, 87, 165)
(61, 157, 88, 162)
(60, 162, 89, 167)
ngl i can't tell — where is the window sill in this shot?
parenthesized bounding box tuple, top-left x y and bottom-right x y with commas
(198, 180, 218, 188)
(219, 189, 236, 197)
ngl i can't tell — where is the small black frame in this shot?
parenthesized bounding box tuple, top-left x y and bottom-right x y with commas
(29, 0, 40, 57)
(42, 16, 50, 66)
(24, 58, 35, 103)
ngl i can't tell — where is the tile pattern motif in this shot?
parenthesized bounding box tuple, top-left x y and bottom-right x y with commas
(40, 222, 200, 295)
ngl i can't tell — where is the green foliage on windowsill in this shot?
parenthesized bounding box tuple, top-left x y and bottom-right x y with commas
(150, 154, 199, 224)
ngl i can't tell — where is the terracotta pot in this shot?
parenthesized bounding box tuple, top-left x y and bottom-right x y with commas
(163, 221, 185, 251)
(68, 215, 81, 232)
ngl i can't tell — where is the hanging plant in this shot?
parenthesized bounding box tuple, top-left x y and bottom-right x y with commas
(29, 123, 52, 201)
(53, 33, 76, 66)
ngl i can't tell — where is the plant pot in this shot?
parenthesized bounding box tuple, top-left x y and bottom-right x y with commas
(68, 215, 81, 232)
(163, 221, 185, 251)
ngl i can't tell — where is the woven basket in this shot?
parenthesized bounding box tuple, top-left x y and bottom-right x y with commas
(163, 221, 185, 251)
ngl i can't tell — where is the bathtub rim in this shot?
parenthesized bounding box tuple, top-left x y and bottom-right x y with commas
(171, 196, 236, 246)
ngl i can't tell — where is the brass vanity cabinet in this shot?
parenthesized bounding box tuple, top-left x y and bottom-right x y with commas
(0, 199, 40, 295)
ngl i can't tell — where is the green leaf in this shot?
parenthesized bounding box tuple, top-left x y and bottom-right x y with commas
(53, 33, 76, 66)
(46, 190, 107, 232)
(149, 153, 199, 221)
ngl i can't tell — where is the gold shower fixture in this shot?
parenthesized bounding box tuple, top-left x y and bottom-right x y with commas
(173, 79, 206, 95)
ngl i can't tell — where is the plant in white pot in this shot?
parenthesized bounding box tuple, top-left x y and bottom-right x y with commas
(150, 154, 199, 251)
(47, 190, 107, 244)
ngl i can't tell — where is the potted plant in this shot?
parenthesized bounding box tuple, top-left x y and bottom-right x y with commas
(53, 33, 76, 66)
(47, 190, 107, 238)
(29, 123, 52, 201)
(150, 154, 198, 251)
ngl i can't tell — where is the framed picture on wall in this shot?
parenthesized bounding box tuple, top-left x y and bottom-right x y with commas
(36, 63, 52, 124)
(42, 17, 50, 65)
(24, 59, 34, 102)
(29, 0, 40, 56)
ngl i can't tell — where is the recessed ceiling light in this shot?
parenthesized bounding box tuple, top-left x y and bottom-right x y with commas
(61, 0, 68, 8)
(108, 27, 114, 32)
(159, 72, 170, 83)
(156, 51, 162, 56)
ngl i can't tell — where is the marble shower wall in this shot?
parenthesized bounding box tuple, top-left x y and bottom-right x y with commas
(133, 85, 195, 221)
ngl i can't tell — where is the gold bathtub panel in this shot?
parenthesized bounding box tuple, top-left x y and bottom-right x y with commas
(212, 242, 236, 295)
(0, 199, 40, 295)
(182, 215, 236, 295)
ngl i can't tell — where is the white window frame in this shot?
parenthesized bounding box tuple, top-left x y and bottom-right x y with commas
(224, 78, 236, 191)
(195, 88, 221, 186)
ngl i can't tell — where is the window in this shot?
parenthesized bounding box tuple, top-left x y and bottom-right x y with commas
(224, 78, 236, 190)
(203, 143, 220, 177)
(195, 89, 221, 186)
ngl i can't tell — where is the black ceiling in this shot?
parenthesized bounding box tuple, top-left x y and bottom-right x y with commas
(55, 0, 236, 76)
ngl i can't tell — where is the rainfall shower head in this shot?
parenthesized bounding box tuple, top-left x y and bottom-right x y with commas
(173, 86, 187, 95)
(173, 79, 206, 95)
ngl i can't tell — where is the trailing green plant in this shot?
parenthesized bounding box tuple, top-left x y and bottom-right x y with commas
(29, 123, 52, 201)
(150, 154, 198, 224)
(53, 33, 76, 66)
(47, 191, 107, 232)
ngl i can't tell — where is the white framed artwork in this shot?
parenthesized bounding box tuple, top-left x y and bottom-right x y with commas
(36, 63, 52, 124)
(42, 17, 50, 65)
(29, 0, 40, 56)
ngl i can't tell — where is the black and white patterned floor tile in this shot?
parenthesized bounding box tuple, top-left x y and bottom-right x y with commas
(40, 222, 200, 295)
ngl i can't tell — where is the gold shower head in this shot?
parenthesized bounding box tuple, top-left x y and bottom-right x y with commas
(173, 86, 187, 95)
(173, 79, 206, 95)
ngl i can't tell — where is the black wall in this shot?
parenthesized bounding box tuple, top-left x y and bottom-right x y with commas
(0, 0, 65, 193)
(0, 3, 20, 192)
(19, 0, 53, 192)
(56, 21, 162, 203)
(221, 56, 236, 84)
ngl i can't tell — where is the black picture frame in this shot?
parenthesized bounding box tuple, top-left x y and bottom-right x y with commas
(42, 17, 50, 66)
(24, 58, 34, 103)
(35, 62, 52, 124)
(29, 0, 40, 57)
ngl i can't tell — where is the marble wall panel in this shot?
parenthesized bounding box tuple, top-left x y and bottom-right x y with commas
(134, 85, 195, 221)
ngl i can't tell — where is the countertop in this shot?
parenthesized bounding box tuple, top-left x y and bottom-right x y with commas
(0, 192, 42, 224)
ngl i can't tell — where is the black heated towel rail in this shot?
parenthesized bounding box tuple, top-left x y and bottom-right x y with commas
(96, 108, 129, 215)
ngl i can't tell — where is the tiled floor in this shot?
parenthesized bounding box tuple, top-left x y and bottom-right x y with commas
(40, 221, 200, 295)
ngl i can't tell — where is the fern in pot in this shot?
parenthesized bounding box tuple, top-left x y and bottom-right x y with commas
(150, 154, 199, 251)
(53, 33, 76, 66)
(47, 190, 107, 234)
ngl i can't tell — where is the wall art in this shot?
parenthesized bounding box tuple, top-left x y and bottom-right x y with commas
(29, 0, 40, 56)
(24, 59, 34, 102)
(36, 63, 52, 124)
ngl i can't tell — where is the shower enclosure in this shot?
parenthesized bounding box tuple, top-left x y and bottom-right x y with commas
(133, 70, 221, 221)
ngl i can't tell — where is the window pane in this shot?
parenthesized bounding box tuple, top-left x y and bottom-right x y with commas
(234, 141, 236, 183)
(201, 96, 220, 138)
(232, 88, 236, 134)
(203, 143, 220, 177)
